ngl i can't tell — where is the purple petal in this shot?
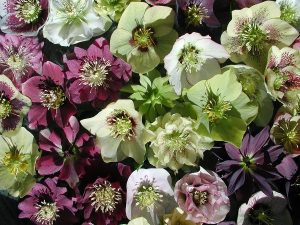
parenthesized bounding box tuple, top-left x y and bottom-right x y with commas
(225, 143, 242, 161)
(267, 145, 284, 163)
(37, 154, 64, 175)
(251, 172, 273, 196)
(276, 156, 298, 180)
(228, 169, 245, 195)
(249, 127, 270, 156)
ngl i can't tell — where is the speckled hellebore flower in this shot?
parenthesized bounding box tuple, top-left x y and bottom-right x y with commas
(43, 0, 112, 46)
(277, 0, 300, 30)
(270, 112, 300, 156)
(164, 32, 229, 95)
(222, 65, 273, 127)
(65, 37, 132, 107)
(163, 208, 200, 225)
(221, 1, 299, 72)
(18, 178, 77, 225)
(0, 75, 31, 133)
(174, 167, 230, 224)
(265, 46, 300, 113)
(216, 127, 283, 196)
(187, 69, 258, 147)
(126, 168, 176, 225)
(22, 61, 76, 129)
(110, 2, 178, 74)
(147, 113, 214, 171)
(0, 0, 48, 36)
(177, 0, 220, 28)
(0, 34, 43, 89)
(237, 191, 293, 225)
(0, 127, 39, 197)
(81, 99, 151, 163)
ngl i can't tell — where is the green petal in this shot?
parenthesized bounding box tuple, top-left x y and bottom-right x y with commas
(110, 28, 134, 59)
(119, 139, 146, 164)
(154, 29, 178, 60)
(254, 90, 274, 127)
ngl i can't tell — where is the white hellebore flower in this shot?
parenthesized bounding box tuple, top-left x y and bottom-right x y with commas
(43, 0, 112, 46)
(80, 99, 151, 164)
(164, 32, 229, 95)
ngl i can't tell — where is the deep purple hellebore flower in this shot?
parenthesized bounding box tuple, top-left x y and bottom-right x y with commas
(18, 177, 77, 225)
(216, 127, 283, 196)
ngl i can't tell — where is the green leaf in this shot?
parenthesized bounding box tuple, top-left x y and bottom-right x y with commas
(139, 74, 152, 88)
(130, 92, 144, 101)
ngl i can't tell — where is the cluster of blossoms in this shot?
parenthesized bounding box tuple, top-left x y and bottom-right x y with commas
(0, 0, 299, 225)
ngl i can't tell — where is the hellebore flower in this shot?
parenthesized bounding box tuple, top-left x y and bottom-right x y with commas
(163, 207, 201, 225)
(221, 1, 299, 72)
(187, 69, 258, 147)
(270, 112, 300, 156)
(128, 217, 150, 225)
(174, 167, 230, 224)
(22, 61, 76, 129)
(0, 127, 39, 197)
(81, 99, 151, 164)
(216, 127, 283, 196)
(164, 32, 229, 95)
(65, 37, 131, 107)
(0, 75, 31, 133)
(110, 2, 178, 74)
(43, 0, 112, 46)
(292, 35, 300, 49)
(277, 0, 300, 30)
(237, 191, 293, 225)
(18, 178, 77, 225)
(147, 112, 214, 171)
(177, 0, 220, 28)
(0, 0, 48, 36)
(126, 168, 176, 225)
(36, 116, 99, 188)
(222, 65, 273, 127)
(0, 34, 43, 89)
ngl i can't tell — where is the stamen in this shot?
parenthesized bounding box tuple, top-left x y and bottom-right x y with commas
(132, 26, 156, 52)
(134, 184, 163, 209)
(178, 43, 203, 73)
(192, 190, 208, 207)
(34, 200, 60, 225)
(185, 3, 209, 27)
(40, 87, 66, 110)
(6, 53, 27, 74)
(14, 0, 42, 24)
(165, 131, 189, 153)
(279, 0, 298, 26)
(0, 94, 12, 119)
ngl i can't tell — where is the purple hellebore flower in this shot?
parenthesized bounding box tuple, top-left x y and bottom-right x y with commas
(0, 34, 43, 89)
(177, 0, 220, 28)
(22, 61, 76, 129)
(64, 37, 132, 107)
(216, 127, 283, 196)
(36, 116, 99, 188)
(18, 177, 77, 225)
(235, 0, 263, 8)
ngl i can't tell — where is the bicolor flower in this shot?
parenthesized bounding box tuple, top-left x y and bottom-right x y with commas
(187, 69, 258, 147)
(277, 0, 300, 30)
(176, 0, 220, 28)
(0, 75, 31, 133)
(221, 1, 299, 72)
(147, 113, 213, 171)
(36, 116, 99, 188)
(110, 2, 178, 74)
(81, 99, 151, 164)
(18, 178, 77, 225)
(0, 34, 43, 89)
(22, 61, 76, 129)
(126, 168, 176, 225)
(164, 32, 229, 95)
(0, 127, 39, 197)
(64, 37, 131, 107)
(43, 0, 112, 46)
(174, 167, 230, 224)
(0, 0, 48, 36)
(237, 191, 293, 225)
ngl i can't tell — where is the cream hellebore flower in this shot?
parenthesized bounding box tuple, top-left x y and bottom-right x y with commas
(110, 2, 178, 74)
(221, 1, 299, 72)
(147, 113, 213, 171)
(128, 217, 151, 225)
(0, 127, 39, 197)
(164, 32, 229, 95)
(80, 99, 151, 164)
(43, 0, 112, 46)
(277, 0, 300, 30)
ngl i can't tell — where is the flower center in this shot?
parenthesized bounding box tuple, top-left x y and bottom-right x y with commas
(40, 87, 66, 110)
(240, 156, 255, 172)
(80, 59, 111, 88)
(249, 203, 274, 225)
(6, 54, 27, 73)
(239, 21, 267, 54)
(89, 181, 122, 214)
(132, 26, 156, 52)
(34, 200, 59, 225)
(0, 95, 12, 119)
(15, 0, 42, 24)
(61, 0, 85, 23)
(134, 184, 163, 209)
(185, 4, 209, 27)
(276, 120, 300, 152)
(178, 43, 203, 73)
(280, 1, 298, 26)
(107, 110, 136, 140)
(192, 190, 208, 207)
(165, 131, 189, 153)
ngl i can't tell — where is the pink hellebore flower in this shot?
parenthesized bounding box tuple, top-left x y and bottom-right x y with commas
(175, 167, 230, 224)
